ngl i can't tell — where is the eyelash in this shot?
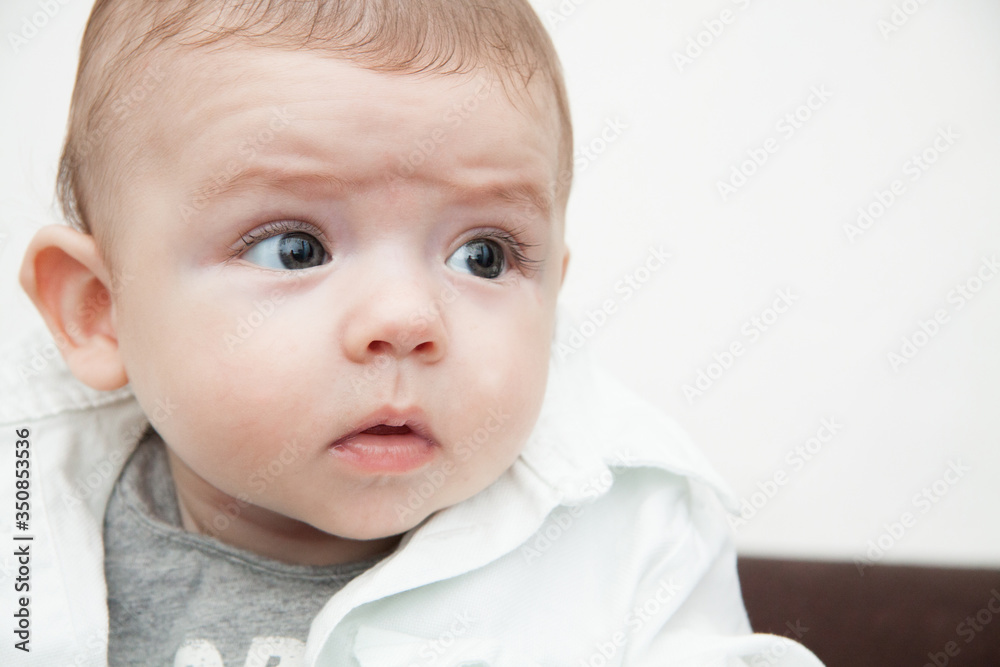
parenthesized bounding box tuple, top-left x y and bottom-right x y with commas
(228, 220, 542, 274)
(229, 219, 324, 259)
(465, 227, 542, 275)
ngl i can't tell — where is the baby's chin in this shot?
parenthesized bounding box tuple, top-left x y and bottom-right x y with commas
(293, 496, 439, 544)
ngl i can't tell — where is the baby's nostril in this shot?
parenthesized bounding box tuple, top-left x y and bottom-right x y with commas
(368, 340, 389, 354)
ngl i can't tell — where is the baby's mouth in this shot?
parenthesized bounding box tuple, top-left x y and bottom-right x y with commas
(361, 425, 413, 436)
(330, 416, 438, 473)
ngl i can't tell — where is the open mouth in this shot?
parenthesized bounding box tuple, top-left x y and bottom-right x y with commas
(329, 412, 438, 473)
(361, 424, 413, 436)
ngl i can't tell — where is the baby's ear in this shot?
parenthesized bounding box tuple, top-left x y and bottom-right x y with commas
(19, 225, 128, 391)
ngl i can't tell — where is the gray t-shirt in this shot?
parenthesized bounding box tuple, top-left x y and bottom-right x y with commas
(103, 430, 386, 667)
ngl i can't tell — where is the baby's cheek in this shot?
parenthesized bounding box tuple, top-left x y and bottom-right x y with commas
(466, 353, 545, 469)
(152, 356, 266, 452)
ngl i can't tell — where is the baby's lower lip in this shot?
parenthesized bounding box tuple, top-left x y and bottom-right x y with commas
(329, 432, 438, 473)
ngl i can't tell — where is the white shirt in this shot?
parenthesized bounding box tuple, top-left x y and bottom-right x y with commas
(0, 324, 823, 666)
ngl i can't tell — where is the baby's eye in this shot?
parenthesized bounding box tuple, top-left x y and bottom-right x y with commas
(446, 238, 506, 279)
(242, 232, 329, 270)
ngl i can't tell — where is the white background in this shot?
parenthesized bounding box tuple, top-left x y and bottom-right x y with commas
(2, 0, 998, 567)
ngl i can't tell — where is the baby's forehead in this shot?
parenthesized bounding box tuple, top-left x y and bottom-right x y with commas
(100, 47, 559, 238)
(149, 44, 559, 165)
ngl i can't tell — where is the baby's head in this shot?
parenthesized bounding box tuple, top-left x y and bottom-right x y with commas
(21, 0, 573, 564)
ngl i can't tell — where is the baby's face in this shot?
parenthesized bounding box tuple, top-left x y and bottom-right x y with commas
(105, 46, 567, 558)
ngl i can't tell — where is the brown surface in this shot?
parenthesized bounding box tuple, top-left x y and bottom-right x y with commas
(737, 557, 1000, 667)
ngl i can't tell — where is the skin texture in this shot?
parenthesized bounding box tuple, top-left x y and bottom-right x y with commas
(21, 46, 569, 565)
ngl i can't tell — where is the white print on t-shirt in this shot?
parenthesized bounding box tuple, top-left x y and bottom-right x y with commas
(175, 636, 304, 667)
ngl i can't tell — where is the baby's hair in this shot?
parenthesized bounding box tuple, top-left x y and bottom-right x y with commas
(57, 0, 573, 259)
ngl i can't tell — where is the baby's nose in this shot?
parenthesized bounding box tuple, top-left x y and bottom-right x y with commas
(341, 274, 448, 364)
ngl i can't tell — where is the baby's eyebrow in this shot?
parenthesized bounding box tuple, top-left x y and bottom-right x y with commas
(440, 180, 553, 223)
(189, 164, 553, 222)
(190, 165, 360, 205)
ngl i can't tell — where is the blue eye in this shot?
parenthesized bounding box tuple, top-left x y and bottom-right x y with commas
(447, 239, 506, 279)
(242, 232, 329, 270)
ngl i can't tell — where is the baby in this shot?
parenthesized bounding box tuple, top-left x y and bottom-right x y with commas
(10, 0, 822, 665)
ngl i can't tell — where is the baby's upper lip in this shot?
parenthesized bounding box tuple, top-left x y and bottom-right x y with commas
(332, 406, 438, 447)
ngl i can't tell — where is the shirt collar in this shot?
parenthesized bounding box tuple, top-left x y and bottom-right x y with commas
(517, 330, 739, 511)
